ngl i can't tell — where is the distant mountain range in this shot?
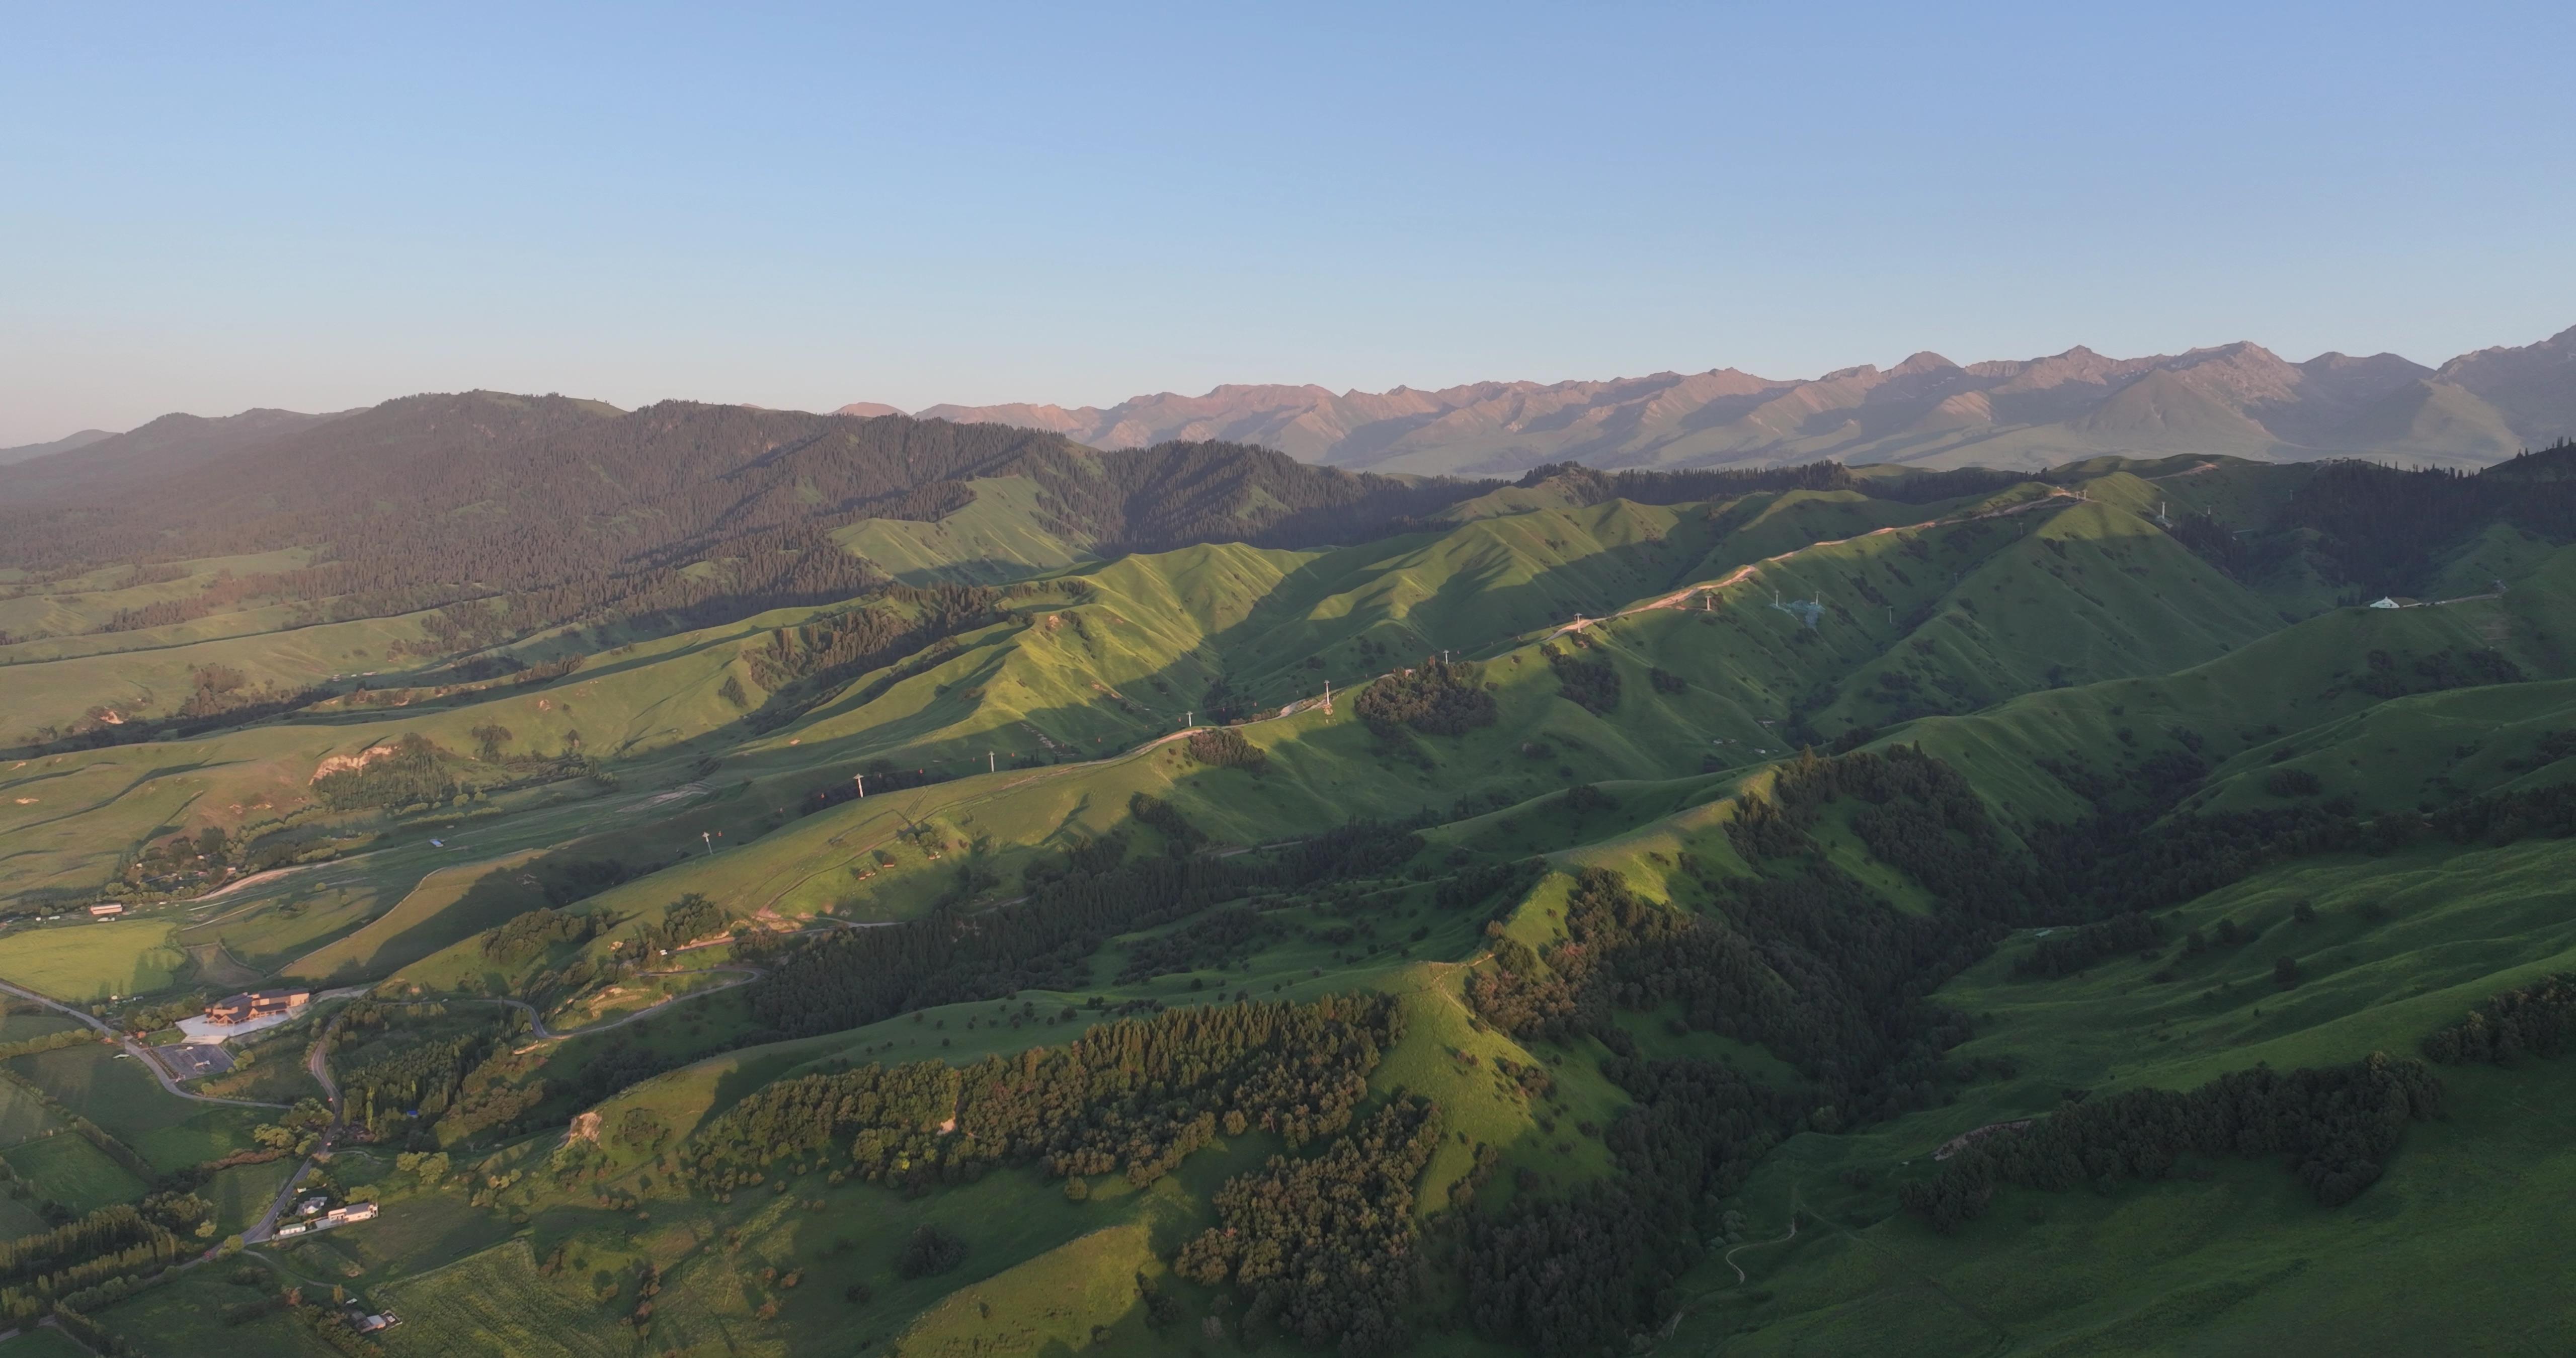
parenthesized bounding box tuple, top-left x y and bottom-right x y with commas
(853, 324, 2576, 475)
(0, 427, 115, 467)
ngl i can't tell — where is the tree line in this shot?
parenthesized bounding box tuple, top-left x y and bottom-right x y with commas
(1355, 657, 1497, 738)
(1175, 1093, 1443, 1356)
(747, 819, 1423, 1038)
(686, 994, 1401, 1194)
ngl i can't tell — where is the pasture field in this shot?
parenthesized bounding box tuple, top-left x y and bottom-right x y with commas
(0, 1079, 62, 1149)
(86, 1268, 341, 1358)
(206, 1156, 297, 1233)
(1, 1133, 146, 1213)
(0, 1011, 79, 1044)
(0, 1326, 96, 1358)
(0, 1192, 48, 1240)
(9, 1044, 187, 1135)
(375, 1239, 647, 1358)
(1683, 1058, 2576, 1355)
(318, 1188, 516, 1283)
(0, 604, 436, 738)
(891, 1223, 1184, 1357)
(195, 1044, 326, 1105)
(131, 1106, 269, 1173)
(0, 920, 186, 1001)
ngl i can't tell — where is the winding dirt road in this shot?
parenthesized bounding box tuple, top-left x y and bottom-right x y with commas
(455, 966, 764, 1042)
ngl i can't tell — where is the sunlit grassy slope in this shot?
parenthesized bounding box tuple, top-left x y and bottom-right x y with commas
(19, 455, 2576, 1357)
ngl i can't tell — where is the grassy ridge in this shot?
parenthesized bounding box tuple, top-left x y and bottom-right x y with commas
(10, 455, 2574, 1356)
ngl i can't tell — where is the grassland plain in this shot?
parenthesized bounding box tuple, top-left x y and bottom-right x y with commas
(0, 1133, 146, 1214)
(0, 1193, 48, 1242)
(372, 1240, 642, 1358)
(0, 1325, 100, 1358)
(85, 1266, 342, 1357)
(0, 1080, 61, 1149)
(8, 454, 2576, 1357)
(0, 919, 187, 1000)
(6, 1041, 269, 1170)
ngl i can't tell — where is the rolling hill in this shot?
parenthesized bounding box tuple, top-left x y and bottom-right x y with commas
(2, 437, 2574, 1357)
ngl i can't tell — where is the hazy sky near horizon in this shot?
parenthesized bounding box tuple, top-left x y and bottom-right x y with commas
(4, 2, 2572, 446)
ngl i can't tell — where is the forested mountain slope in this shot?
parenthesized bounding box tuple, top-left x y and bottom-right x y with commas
(1, 446, 2573, 1357)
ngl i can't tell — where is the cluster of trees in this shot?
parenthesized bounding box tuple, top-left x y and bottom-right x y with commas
(1899, 1053, 2444, 1231)
(1126, 793, 1206, 855)
(632, 893, 734, 956)
(532, 857, 643, 908)
(2012, 912, 2162, 979)
(894, 1226, 967, 1279)
(2020, 731, 2576, 937)
(25, 670, 331, 752)
(331, 1005, 516, 1145)
(2340, 645, 2525, 702)
(1353, 657, 1496, 738)
(1175, 1094, 1443, 1356)
(0, 1204, 188, 1323)
(480, 906, 598, 964)
(1505, 458, 2033, 510)
(751, 820, 1422, 1037)
(1543, 645, 1620, 714)
(310, 731, 595, 813)
(2274, 450, 2576, 594)
(1433, 859, 1545, 916)
(0, 399, 1513, 671)
(310, 734, 459, 810)
(1465, 1057, 1809, 1356)
(1468, 750, 2033, 1112)
(1467, 859, 1984, 1123)
(2422, 972, 2576, 1065)
(739, 584, 1006, 733)
(1115, 906, 1282, 983)
(688, 995, 1402, 1194)
(1183, 726, 1267, 771)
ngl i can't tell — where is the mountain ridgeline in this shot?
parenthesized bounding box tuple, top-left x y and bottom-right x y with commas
(7, 382, 2576, 1356)
(889, 323, 2576, 475)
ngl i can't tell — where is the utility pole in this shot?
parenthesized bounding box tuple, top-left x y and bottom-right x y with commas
(1183, 710, 1192, 729)
(1322, 680, 1331, 714)
(988, 751, 996, 774)
(701, 830, 712, 855)
(854, 774, 864, 798)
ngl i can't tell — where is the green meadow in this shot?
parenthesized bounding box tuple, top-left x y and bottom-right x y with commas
(0, 453, 2564, 1356)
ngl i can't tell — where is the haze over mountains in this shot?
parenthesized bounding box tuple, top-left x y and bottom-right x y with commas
(860, 324, 2576, 476)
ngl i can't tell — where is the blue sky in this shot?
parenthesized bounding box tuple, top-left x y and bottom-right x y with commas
(4, 1, 2571, 444)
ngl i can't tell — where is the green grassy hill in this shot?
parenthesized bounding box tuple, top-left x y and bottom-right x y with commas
(5, 451, 2574, 1356)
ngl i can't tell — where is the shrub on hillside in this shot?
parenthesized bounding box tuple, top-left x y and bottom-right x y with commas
(2264, 768, 2322, 797)
(894, 1225, 966, 1279)
(1184, 726, 1267, 772)
(1354, 658, 1496, 738)
(1544, 647, 1620, 715)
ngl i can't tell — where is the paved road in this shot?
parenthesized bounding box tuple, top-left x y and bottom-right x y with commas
(0, 977, 290, 1110)
(244, 1007, 352, 1245)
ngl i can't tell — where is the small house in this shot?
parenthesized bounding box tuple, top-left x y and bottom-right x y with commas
(87, 903, 125, 918)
